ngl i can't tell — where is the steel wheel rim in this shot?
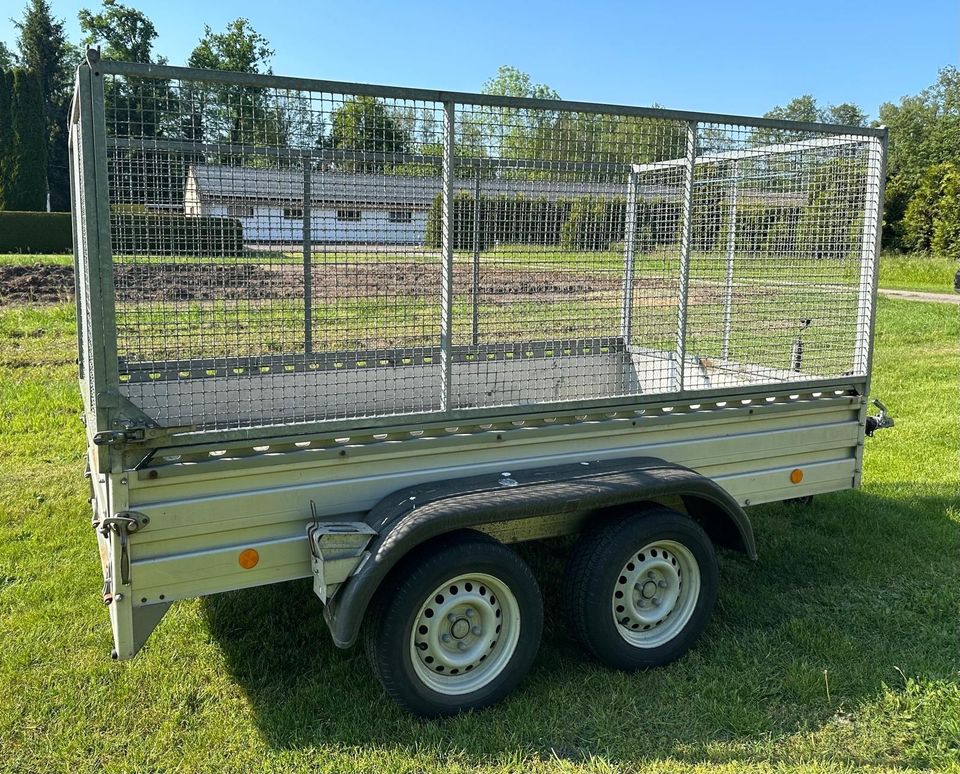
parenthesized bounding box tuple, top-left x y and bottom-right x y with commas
(409, 572, 520, 695)
(611, 539, 701, 648)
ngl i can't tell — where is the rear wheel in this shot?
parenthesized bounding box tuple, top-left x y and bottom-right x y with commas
(563, 507, 718, 670)
(364, 532, 543, 717)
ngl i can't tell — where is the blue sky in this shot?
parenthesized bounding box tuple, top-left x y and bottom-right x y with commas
(2, 0, 957, 119)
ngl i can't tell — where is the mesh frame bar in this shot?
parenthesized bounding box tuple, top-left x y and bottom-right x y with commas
(70, 59, 885, 441)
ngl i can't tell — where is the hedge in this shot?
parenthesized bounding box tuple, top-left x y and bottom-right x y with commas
(110, 213, 244, 256)
(0, 210, 72, 253)
(425, 192, 685, 252)
(425, 190, 869, 257)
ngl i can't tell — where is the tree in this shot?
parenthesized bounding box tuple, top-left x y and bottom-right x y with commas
(825, 102, 868, 127)
(765, 95, 822, 124)
(879, 66, 960, 188)
(15, 0, 74, 210)
(186, 19, 283, 157)
(902, 161, 960, 258)
(0, 42, 15, 69)
(479, 65, 560, 164)
(187, 18, 273, 74)
(331, 96, 410, 172)
(80, 1, 174, 204)
(764, 95, 867, 127)
(79, 0, 160, 63)
(878, 67, 960, 250)
(0, 69, 14, 209)
(932, 164, 960, 261)
(482, 65, 560, 102)
(7, 68, 47, 210)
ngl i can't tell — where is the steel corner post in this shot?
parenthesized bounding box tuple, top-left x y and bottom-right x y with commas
(439, 99, 456, 414)
(674, 120, 698, 394)
(855, 133, 886, 380)
(620, 170, 639, 342)
(303, 163, 313, 354)
(721, 160, 740, 362)
(75, 60, 120, 449)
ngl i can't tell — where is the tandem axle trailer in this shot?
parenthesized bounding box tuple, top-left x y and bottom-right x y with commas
(71, 51, 891, 715)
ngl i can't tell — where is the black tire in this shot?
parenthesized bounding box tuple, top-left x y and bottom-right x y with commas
(563, 507, 718, 671)
(363, 531, 543, 717)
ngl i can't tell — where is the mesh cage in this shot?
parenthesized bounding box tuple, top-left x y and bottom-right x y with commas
(76, 63, 883, 435)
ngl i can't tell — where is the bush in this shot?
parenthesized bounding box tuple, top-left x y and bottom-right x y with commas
(424, 188, 805, 254)
(110, 213, 244, 256)
(932, 165, 960, 261)
(903, 162, 960, 260)
(0, 210, 72, 253)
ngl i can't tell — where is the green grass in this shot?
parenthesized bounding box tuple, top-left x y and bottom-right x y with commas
(0, 251, 74, 266)
(1, 297, 959, 771)
(878, 253, 958, 293)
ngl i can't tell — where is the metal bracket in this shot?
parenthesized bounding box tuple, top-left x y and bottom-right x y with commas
(307, 521, 377, 603)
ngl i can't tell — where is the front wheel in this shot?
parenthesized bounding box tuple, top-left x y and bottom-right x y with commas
(363, 532, 543, 717)
(563, 507, 719, 670)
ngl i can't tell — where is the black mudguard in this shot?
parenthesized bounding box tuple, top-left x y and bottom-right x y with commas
(324, 456, 755, 648)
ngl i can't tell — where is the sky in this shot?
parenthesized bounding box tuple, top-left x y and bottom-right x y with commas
(1, 0, 957, 119)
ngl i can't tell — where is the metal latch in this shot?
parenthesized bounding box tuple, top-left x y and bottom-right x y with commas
(865, 399, 894, 437)
(94, 428, 145, 445)
(98, 512, 150, 589)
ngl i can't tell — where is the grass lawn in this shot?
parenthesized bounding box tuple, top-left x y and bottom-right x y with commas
(0, 292, 957, 772)
(877, 254, 957, 293)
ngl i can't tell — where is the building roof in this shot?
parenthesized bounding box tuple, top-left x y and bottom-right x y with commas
(185, 164, 806, 208)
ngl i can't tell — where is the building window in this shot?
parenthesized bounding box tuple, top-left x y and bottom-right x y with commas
(227, 205, 254, 217)
(282, 207, 303, 219)
(337, 209, 362, 222)
(388, 210, 413, 223)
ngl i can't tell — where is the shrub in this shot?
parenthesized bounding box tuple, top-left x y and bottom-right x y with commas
(110, 213, 244, 256)
(903, 162, 960, 259)
(932, 164, 960, 261)
(0, 210, 72, 252)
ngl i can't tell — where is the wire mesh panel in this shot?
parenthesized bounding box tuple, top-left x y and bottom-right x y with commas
(682, 125, 882, 391)
(73, 61, 884, 437)
(101, 71, 446, 428)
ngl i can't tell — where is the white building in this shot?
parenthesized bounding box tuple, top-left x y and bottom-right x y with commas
(183, 165, 641, 245)
(184, 165, 434, 244)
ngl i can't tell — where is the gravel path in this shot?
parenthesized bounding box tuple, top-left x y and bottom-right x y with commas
(877, 288, 960, 305)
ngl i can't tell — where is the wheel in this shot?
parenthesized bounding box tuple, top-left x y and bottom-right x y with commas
(363, 532, 543, 717)
(563, 507, 718, 670)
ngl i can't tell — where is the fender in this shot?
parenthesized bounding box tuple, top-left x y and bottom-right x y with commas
(324, 456, 755, 648)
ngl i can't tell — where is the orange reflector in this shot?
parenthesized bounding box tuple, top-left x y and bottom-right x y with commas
(790, 469, 804, 484)
(238, 548, 259, 569)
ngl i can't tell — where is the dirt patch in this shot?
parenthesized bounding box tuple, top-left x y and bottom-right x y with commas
(115, 263, 292, 302)
(0, 264, 75, 303)
(0, 260, 707, 306)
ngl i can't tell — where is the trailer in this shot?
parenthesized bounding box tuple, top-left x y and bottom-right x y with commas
(69, 50, 892, 716)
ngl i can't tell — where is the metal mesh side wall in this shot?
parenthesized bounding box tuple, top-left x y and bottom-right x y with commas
(682, 126, 879, 390)
(89, 67, 882, 434)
